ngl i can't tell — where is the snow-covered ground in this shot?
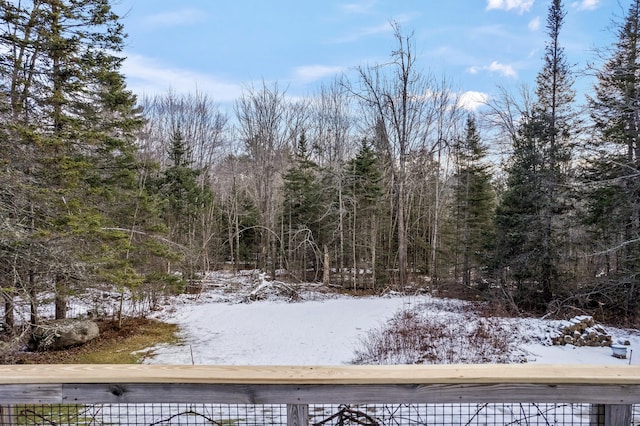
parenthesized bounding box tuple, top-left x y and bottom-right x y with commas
(10, 271, 640, 425)
(145, 271, 640, 366)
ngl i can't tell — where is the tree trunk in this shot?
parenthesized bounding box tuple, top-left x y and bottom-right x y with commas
(3, 290, 14, 331)
(352, 200, 357, 291)
(269, 232, 277, 280)
(371, 213, 377, 291)
(323, 244, 330, 285)
(234, 210, 240, 273)
(29, 271, 37, 329)
(54, 275, 67, 320)
(338, 182, 345, 287)
(228, 220, 235, 268)
(462, 169, 471, 287)
(397, 177, 408, 289)
(432, 142, 444, 287)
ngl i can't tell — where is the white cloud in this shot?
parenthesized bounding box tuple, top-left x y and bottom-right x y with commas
(467, 61, 518, 78)
(458, 91, 489, 111)
(486, 0, 535, 13)
(121, 54, 242, 102)
(294, 65, 345, 83)
(571, 0, 599, 11)
(142, 8, 205, 28)
(339, 0, 377, 14)
(488, 61, 518, 78)
(528, 16, 541, 31)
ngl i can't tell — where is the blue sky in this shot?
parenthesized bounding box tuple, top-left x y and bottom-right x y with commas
(113, 0, 620, 111)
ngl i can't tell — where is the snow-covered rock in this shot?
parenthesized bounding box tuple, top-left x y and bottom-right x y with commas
(29, 319, 99, 351)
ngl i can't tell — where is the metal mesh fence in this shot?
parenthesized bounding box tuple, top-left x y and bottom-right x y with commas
(309, 403, 604, 425)
(0, 403, 288, 425)
(1, 402, 637, 425)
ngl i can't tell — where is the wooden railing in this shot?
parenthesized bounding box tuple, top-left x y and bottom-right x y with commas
(0, 364, 639, 425)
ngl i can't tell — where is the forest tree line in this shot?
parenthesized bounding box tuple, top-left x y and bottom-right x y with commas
(1, 0, 640, 328)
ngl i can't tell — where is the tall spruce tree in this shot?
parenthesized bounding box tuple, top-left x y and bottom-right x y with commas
(452, 115, 495, 288)
(494, 0, 575, 308)
(0, 0, 170, 327)
(494, 112, 545, 301)
(585, 0, 640, 319)
(281, 132, 322, 280)
(345, 139, 383, 289)
(157, 126, 213, 277)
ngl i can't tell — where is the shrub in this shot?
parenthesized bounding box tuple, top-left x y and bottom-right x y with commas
(353, 307, 516, 364)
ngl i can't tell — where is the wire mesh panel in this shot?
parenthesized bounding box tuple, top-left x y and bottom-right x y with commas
(4, 404, 89, 425)
(308, 403, 604, 425)
(0, 402, 638, 425)
(0, 403, 288, 425)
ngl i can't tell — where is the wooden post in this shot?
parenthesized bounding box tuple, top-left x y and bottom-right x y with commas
(287, 404, 308, 426)
(591, 404, 633, 426)
(0, 405, 13, 426)
(604, 404, 631, 426)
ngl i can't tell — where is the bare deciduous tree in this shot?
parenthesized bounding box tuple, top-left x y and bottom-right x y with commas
(139, 90, 228, 273)
(308, 79, 355, 286)
(234, 81, 306, 278)
(351, 23, 461, 287)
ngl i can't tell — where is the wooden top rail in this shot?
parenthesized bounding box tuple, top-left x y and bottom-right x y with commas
(2, 364, 640, 385)
(3, 364, 640, 406)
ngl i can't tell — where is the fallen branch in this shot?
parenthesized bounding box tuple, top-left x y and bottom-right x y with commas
(313, 404, 381, 425)
(149, 409, 223, 425)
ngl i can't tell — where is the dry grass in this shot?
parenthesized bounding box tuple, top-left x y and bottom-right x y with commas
(353, 307, 517, 365)
(7, 318, 179, 364)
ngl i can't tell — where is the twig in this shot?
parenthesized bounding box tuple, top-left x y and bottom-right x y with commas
(83, 404, 103, 425)
(464, 403, 489, 426)
(313, 405, 381, 426)
(530, 402, 552, 425)
(148, 409, 222, 425)
(18, 408, 58, 425)
(504, 403, 567, 425)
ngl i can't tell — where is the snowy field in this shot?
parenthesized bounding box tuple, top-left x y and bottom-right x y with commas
(117, 271, 640, 424)
(144, 270, 640, 366)
(11, 271, 640, 425)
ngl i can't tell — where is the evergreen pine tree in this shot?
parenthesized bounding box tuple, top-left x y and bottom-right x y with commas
(452, 115, 495, 288)
(494, 0, 575, 308)
(281, 132, 323, 279)
(282, 133, 321, 230)
(346, 138, 383, 289)
(585, 0, 640, 319)
(494, 112, 546, 300)
(158, 126, 213, 277)
(0, 0, 172, 326)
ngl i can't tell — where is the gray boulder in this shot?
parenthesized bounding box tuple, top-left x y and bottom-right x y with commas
(30, 319, 99, 351)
